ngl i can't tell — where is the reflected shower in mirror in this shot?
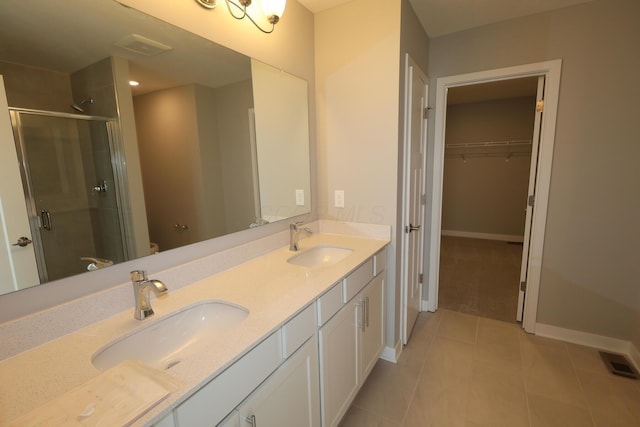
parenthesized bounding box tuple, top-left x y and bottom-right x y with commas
(0, 0, 311, 296)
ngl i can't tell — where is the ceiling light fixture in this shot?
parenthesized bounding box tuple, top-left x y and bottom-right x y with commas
(195, 0, 286, 34)
(129, 80, 140, 87)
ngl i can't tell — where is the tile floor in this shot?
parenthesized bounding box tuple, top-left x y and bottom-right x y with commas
(439, 236, 522, 323)
(339, 310, 640, 427)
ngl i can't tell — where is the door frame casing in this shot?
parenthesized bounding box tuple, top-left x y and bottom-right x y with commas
(426, 60, 562, 333)
(400, 53, 428, 344)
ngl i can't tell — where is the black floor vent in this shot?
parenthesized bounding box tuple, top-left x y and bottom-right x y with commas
(599, 351, 639, 379)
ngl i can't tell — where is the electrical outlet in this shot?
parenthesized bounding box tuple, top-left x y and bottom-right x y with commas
(295, 189, 304, 206)
(334, 190, 345, 208)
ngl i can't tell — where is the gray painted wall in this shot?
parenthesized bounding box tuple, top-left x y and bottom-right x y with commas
(442, 96, 535, 237)
(429, 0, 640, 341)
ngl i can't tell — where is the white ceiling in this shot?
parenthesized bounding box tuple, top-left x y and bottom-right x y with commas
(299, 0, 595, 37)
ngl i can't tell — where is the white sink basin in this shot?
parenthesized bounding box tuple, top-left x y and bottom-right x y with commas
(287, 245, 353, 268)
(92, 300, 248, 371)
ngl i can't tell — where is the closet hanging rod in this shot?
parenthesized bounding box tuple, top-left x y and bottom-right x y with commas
(445, 139, 532, 149)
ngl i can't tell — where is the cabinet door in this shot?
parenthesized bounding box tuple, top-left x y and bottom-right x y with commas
(319, 301, 360, 427)
(237, 337, 320, 427)
(217, 411, 240, 427)
(360, 275, 385, 379)
(152, 412, 175, 427)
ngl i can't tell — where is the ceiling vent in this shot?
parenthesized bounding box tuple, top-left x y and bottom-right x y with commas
(115, 34, 173, 56)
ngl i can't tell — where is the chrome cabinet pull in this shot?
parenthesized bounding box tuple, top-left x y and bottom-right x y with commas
(245, 415, 257, 426)
(365, 296, 370, 328)
(357, 301, 365, 332)
(12, 236, 32, 247)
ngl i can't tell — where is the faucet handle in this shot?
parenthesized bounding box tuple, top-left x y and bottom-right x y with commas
(130, 270, 148, 282)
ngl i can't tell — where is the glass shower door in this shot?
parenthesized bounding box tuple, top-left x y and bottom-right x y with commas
(10, 111, 127, 282)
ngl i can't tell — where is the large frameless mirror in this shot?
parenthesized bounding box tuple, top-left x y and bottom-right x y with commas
(0, 0, 311, 296)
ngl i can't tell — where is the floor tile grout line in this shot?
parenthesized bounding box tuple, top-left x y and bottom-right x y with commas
(565, 342, 599, 427)
(518, 329, 535, 427)
(461, 319, 479, 426)
(399, 312, 442, 427)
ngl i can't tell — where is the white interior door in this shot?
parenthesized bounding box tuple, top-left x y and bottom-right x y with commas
(402, 55, 428, 344)
(517, 75, 545, 321)
(0, 76, 39, 293)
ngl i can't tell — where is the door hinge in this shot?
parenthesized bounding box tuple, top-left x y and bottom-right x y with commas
(419, 273, 424, 284)
(520, 281, 527, 292)
(421, 194, 426, 205)
(536, 100, 544, 112)
(423, 107, 431, 119)
(528, 195, 535, 207)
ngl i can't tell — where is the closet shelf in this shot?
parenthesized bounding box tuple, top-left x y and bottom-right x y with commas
(445, 139, 532, 149)
(445, 152, 531, 160)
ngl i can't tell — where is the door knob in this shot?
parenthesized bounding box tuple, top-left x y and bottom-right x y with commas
(405, 224, 421, 233)
(12, 236, 33, 247)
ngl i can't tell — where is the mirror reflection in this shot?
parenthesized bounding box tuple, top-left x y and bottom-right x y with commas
(0, 0, 311, 295)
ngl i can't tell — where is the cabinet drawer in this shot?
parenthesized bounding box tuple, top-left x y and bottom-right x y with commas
(374, 248, 386, 276)
(282, 303, 316, 358)
(343, 259, 373, 303)
(175, 332, 282, 427)
(317, 281, 344, 326)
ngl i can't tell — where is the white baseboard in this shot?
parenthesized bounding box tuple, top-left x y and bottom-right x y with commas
(421, 300, 433, 312)
(380, 340, 403, 364)
(441, 229, 524, 242)
(536, 323, 640, 371)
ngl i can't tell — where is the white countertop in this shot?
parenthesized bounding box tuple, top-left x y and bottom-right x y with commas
(0, 232, 388, 426)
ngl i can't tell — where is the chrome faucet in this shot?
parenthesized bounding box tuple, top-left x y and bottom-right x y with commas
(131, 270, 168, 320)
(289, 221, 312, 251)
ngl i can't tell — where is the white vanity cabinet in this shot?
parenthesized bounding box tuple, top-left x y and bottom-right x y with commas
(152, 412, 177, 427)
(236, 336, 320, 427)
(173, 304, 317, 427)
(359, 274, 385, 380)
(318, 249, 386, 427)
(154, 246, 387, 427)
(318, 298, 360, 427)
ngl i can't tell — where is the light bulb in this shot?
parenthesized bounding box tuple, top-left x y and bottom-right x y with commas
(261, 0, 286, 23)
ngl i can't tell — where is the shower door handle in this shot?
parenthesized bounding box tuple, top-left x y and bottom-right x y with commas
(40, 210, 52, 230)
(12, 236, 33, 247)
(405, 223, 421, 233)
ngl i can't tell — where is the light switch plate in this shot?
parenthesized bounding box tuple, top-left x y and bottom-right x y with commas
(295, 189, 304, 206)
(334, 190, 345, 208)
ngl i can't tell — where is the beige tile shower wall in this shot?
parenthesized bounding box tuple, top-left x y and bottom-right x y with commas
(70, 58, 118, 117)
(0, 61, 73, 111)
(428, 0, 640, 341)
(71, 58, 128, 264)
(442, 97, 535, 237)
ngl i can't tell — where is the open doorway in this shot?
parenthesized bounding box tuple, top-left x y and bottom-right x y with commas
(438, 77, 538, 323)
(426, 60, 562, 333)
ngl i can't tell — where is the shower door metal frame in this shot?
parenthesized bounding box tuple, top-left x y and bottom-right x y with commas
(9, 108, 130, 282)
